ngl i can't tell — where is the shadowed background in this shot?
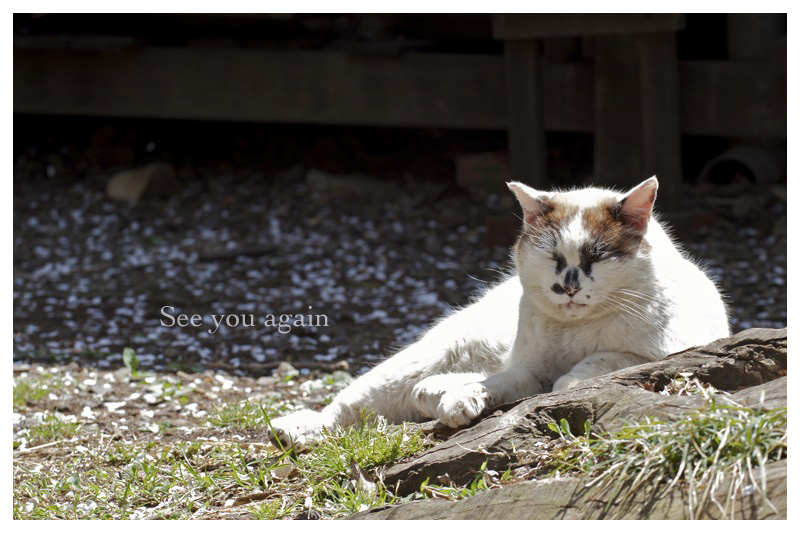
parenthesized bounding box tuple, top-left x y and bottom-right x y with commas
(13, 13, 786, 376)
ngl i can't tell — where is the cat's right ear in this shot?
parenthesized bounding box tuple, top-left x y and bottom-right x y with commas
(507, 182, 552, 226)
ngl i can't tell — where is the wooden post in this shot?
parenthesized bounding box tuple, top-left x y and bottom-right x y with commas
(638, 32, 681, 210)
(593, 34, 644, 190)
(504, 39, 548, 188)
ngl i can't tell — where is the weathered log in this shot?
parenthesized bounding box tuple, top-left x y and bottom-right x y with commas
(354, 460, 786, 520)
(380, 328, 786, 496)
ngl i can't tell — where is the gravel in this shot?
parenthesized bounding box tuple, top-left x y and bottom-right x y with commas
(14, 163, 786, 376)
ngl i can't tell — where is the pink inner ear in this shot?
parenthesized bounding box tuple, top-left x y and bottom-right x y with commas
(620, 181, 658, 232)
(507, 182, 551, 226)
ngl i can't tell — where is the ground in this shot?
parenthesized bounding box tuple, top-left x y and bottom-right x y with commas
(12, 120, 787, 519)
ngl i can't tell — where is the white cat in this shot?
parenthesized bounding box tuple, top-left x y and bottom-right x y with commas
(270, 177, 729, 450)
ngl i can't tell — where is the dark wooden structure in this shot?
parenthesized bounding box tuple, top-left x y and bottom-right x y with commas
(493, 14, 685, 204)
(14, 14, 787, 208)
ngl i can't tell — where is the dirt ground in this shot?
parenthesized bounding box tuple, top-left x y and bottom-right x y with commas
(12, 119, 787, 518)
(12, 120, 787, 375)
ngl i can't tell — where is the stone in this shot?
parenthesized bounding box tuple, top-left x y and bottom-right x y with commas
(274, 361, 299, 379)
(105, 162, 178, 205)
(305, 168, 397, 199)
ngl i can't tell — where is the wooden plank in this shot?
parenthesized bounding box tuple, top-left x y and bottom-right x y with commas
(593, 35, 645, 189)
(13, 35, 142, 52)
(679, 61, 786, 138)
(639, 32, 682, 210)
(13, 47, 785, 138)
(504, 39, 547, 187)
(13, 47, 508, 130)
(542, 62, 593, 132)
(726, 14, 785, 61)
(493, 14, 684, 39)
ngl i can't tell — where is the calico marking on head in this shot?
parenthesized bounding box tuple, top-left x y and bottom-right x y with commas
(507, 177, 659, 320)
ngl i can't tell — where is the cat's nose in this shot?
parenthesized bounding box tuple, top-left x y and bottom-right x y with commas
(564, 285, 581, 297)
(563, 267, 581, 296)
(551, 283, 581, 296)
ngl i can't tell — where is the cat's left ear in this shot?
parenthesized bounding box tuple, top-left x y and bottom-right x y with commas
(618, 176, 658, 232)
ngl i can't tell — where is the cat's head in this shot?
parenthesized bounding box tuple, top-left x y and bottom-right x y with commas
(508, 177, 659, 322)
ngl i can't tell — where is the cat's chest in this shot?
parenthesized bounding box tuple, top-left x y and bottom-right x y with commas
(520, 314, 630, 375)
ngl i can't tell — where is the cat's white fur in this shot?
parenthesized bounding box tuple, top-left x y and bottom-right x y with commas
(270, 177, 729, 450)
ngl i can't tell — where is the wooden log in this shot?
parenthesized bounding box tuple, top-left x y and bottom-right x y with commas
(380, 328, 786, 495)
(353, 459, 786, 519)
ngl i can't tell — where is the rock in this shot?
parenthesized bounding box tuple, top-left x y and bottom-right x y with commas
(105, 162, 178, 205)
(274, 362, 299, 379)
(305, 168, 397, 199)
(349, 328, 786, 520)
(256, 376, 279, 386)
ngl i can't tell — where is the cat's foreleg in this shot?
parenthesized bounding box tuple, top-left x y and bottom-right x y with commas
(436, 366, 544, 428)
(411, 372, 488, 419)
(269, 343, 450, 450)
(552, 351, 651, 391)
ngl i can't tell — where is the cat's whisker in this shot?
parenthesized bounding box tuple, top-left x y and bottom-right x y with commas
(615, 288, 661, 304)
(607, 300, 639, 330)
(607, 296, 654, 327)
(611, 294, 653, 314)
(612, 292, 662, 311)
(614, 290, 658, 303)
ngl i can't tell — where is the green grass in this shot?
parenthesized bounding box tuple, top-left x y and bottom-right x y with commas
(547, 396, 787, 518)
(26, 415, 80, 444)
(13, 373, 62, 408)
(417, 460, 512, 501)
(249, 498, 300, 520)
(14, 410, 431, 520)
(275, 414, 430, 518)
(207, 400, 288, 430)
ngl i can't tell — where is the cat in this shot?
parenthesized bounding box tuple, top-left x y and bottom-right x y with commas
(269, 177, 730, 450)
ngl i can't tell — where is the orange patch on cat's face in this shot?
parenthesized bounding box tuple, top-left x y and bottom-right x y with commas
(581, 199, 645, 258)
(514, 198, 578, 253)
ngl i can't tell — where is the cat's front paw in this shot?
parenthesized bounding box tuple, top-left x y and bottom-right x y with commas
(437, 383, 493, 428)
(268, 409, 328, 452)
(552, 374, 582, 391)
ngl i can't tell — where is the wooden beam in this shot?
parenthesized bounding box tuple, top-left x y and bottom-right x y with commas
(493, 14, 684, 39)
(678, 61, 786, 138)
(13, 48, 785, 139)
(726, 14, 785, 61)
(593, 34, 645, 189)
(639, 32, 682, 210)
(13, 47, 509, 130)
(504, 40, 547, 187)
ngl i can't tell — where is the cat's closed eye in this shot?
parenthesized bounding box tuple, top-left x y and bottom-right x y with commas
(551, 252, 567, 272)
(589, 247, 609, 262)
